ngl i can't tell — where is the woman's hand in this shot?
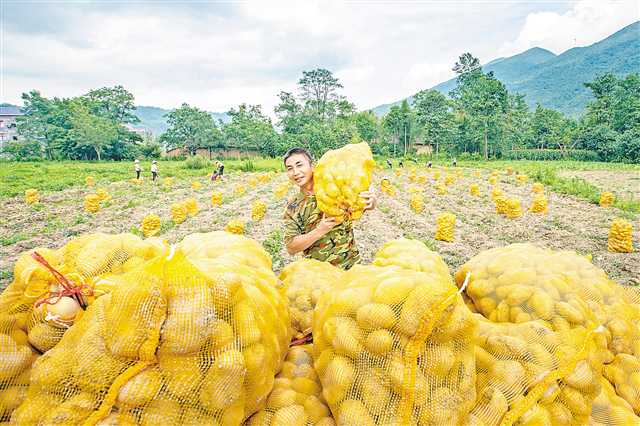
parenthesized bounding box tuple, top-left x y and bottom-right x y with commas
(360, 187, 377, 211)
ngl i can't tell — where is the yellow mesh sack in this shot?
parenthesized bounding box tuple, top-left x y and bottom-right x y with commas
(529, 195, 548, 214)
(491, 187, 504, 201)
(258, 174, 271, 184)
(0, 248, 60, 420)
(417, 175, 427, 185)
(394, 169, 401, 177)
(409, 169, 417, 183)
(226, 219, 245, 235)
(599, 192, 615, 207)
(591, 376, 640, 424)
(444, 174, 455, 186)
(141, 214, 161, 237)
(314, 142, 375, 222)
(25, 189, 39, 204)
(380, 179, 396, 197)
(274, 183, 289, 200)
(603, 354, 640, 414)
(436, 184, 447, 195)
(469, 318, 602, 426)
(505, 199, 522, 219)
(608, 219, 633, 253)
(372, 238, 452, 277)
(470, 184, 480, 196)
(185, 197, 199, 217)
(85, 194, 101, 213)
(246, 344, 335, 426)
(131, 177, 143, 185)
(531, 183, 544, 194)
(13, 232, 290, 425)
(489, 176, 498, 185)
(163, 177, 174, 188)
(409, 194, 424, 213)
(235, 184, 246, 196)
(494, 196, 508, 216)
(86, 176, 95, 187)
(435, 213, 456, 242)
(516, 175, 528, 184)
(171, 202, 188, 224)
(252, 200, 267, 222)
(313, 239, 477, 425)
(96, 188, 110, 202)
(248, 176, 259, 188)
(279, 259, 343, 337)
(191, 181, 202, 190)
(474, 170, 481, 178)
(211, 191, 223, 207)
(506, 167, 513, 175)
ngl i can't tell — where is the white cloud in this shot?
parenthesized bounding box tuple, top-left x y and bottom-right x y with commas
(2, 1, 635, 117)
(499, 0, 638, 56)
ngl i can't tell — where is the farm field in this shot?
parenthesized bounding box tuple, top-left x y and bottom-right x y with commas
(1, 160, 638, 288)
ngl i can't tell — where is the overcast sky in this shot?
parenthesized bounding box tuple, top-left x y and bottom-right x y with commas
(1, 0, 637, 115)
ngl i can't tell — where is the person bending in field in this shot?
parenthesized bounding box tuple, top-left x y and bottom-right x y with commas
(211, 160, 225, 182)
(151, 160, 158, 181)
(282, 147, 377, 270)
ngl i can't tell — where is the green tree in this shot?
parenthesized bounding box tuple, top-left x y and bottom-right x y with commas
(69, 102, 119, 161)
(82, 85, 139, 125)
(413, 89, 454, 155)
(502, 94, 532, 152)
(224, 104, 278, 155)
(298, 68, 343, 121)
(160, 104, 220, 155)
(353, 111, 379, 142)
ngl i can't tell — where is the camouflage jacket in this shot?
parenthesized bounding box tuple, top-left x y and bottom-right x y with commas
(283, 190, 360, 270)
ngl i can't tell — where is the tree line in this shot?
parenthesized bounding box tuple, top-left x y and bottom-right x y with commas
(5, 53, 639, 162)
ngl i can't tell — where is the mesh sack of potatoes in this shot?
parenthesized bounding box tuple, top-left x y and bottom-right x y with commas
(279, 259, 344, 338)
(471, 318, 604, 426)
(25, 188, 39, 204)
(13, 231, 291, 425)
(85, 193, 101, 213)
(435, 213, 456, 242)
(529, 195, 548, 214)
(185, 197, 199, 217)
(313, 239, 478, 425)
(0, 248, 59, 421)
(274, 184, 289, 200)
(141, 214, 161, 237)
(26, 233, 167, 354)
(410, 194, 424, 213)
(599, 192, 615, 207)
(171, 202, 188, 224)
(211, 191, 223, 207)
(252, 200, 267, 222)
(246, 344, 335, 426)
(505, 199, 523, 219)
(608, 218, 633, 253)
(314, 142, 375, 222)
(590, 376, 640, 424)
(470, 184, 480, 196)
(380, 179, 396, 197)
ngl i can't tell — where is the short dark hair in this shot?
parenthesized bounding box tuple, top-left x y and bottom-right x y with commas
(283, 147, 313, 166)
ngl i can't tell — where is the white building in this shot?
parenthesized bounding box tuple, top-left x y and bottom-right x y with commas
(0, 106, 23, 151)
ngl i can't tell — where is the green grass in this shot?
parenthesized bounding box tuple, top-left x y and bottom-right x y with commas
(262, 229, 284, 270)
(0, 157, 284, 198)
(0, 233, 28, 246)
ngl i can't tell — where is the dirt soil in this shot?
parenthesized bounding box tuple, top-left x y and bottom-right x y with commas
(1, 167, 638, 289)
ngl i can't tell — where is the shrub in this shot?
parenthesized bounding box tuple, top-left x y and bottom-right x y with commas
(502, 149, 600, 161)
(183, 155, 211, 169)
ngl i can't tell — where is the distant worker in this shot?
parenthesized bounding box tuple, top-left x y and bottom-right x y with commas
(211, 160, 225, 181)
(427, 161, 432, 168)
(386, 158, 393, 169)
(452, 158, 457, 167)
(399, 160, 404, 168)
(151, 160, 158, 182)
(134, 159, 141, 179)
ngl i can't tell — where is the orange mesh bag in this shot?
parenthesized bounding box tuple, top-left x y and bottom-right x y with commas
(171, 202, 188, 224)
(607, 218, 633, 253)
(599, 192, 615, 207)
(13, 231, 291, 425)
(25, 188, 39, 204)
(279, 259, 343, 338)
(85, 193, 101, 213)
(313, 239, 478, 425)
(211, 191, 223, 207)
(469, 318, 603, 426)
(410, 194, 424, 213)
(529, 195, 548, 214)
(246, 344, 335, 426)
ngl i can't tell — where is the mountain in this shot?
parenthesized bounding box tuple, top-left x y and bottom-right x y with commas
(371, 21, 640, 117)
(133, 106, 229, 135)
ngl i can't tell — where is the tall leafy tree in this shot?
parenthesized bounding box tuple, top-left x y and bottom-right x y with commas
(82, 85, 139, 125)
(160, 103, 220, 155)
(69, 101, 119, 161)
(413, 89, 454, 155)
(224, 104, 278, 155)
(298, 68, 343, 121)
